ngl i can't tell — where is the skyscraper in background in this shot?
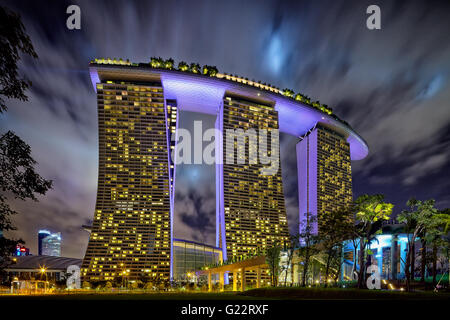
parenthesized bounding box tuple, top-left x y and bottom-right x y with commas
(38, 230, 50, 255)
(38, 230, 62, 256)
(296, 125, 353, 234)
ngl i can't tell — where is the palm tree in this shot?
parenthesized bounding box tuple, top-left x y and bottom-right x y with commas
(354, 194, 393, 289)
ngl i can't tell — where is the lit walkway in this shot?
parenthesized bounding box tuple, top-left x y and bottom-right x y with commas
(196, 255, 267, 292)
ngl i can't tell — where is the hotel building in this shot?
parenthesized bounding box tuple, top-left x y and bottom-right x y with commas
(296, 125, 353, 234)
(216, 94, 289, 260)
(84, 58, 368, 282)
(81, 75, 177, 281)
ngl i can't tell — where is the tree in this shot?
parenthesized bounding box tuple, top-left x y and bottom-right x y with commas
(282, 88, 294, 98)
(298, 214, 319, 287)
(319, 208, 354, 287)
(430, 209, 450, 287)
(189, 63, 200, 74)
(178, 61, 189, 71)
(150, 57, 163, 68)
(0, 6, 37, 113)
(354, 194, 393, 289)
(281, 234, 299, 286)
(265, 242, 281, 287)
(0, 5, 52, 275)
(397, 198, 439, 291)
(164, 58, 174, 70)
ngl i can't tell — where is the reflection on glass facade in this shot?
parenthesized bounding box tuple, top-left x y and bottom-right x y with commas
(82, 78, 176, 282)
(41, 233, 61, 257)
(172, 239, 222, 280)
(217, 94, 289, 260)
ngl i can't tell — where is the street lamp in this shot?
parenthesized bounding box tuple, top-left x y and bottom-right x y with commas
(40, 266, 47, 281)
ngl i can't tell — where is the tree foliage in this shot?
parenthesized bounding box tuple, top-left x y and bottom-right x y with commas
(265, 243, 281, 287)
(397, 198, 440, 291)
(0, 6, 37, 113)
(319, 208, 354, 287)
(298, 214, 320, 286)
(353, 194, 393, 288)
(0, 5, 52, 274)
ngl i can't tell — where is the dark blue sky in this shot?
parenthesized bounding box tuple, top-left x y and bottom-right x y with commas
(1, 0, 449, 258)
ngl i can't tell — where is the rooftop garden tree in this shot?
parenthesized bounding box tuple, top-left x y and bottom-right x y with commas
(282, 88, 294, 98)
(178, 61, 189, 71)
(164, 58, 174, 70)
(189, 63, 200, 74)
(150, 57, 163, 68)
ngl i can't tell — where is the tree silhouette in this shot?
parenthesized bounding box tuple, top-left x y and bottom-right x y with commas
(0, 5, 52, 275)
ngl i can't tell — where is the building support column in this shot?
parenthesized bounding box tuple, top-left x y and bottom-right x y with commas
(219, 272, 224, 292)
(240, 268, 246, 292)
(233, 271, 237, 291)
(208, 271, 212, 292)
(256, 267, 261, 289)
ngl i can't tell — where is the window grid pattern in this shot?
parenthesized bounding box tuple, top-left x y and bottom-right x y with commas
(316, 126, 353, 230)
(81, 80, 172, 282)
(220, 95, 289, 259)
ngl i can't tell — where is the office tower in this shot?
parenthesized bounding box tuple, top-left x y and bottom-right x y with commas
(296, 125, 353, 234)
(216, 94, 289, 260)
(39, 231, 62, 257)
(38, 230, 50, 255)
(81, 77, 176, 282)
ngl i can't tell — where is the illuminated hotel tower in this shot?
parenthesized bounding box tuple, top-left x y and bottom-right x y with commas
(296, 125, 352, 234)
(216, 94, 289, 260)
(81, 76, 177, 282)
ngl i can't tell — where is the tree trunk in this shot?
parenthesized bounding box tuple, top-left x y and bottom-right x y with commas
(420, 239, 426, 283)
(284, 256, 289, 287)
(358, 238, 365, 289)
(324, 251, 332, 288)
(336, 244, 343, 284)
(432, 244, 437, 287)
(410, 242, 415, 282)
(351, 242, 358, 280)
(391, 235, 398, 280)
(290, 255, 295, 287)
(405, 242, 411, 292)
(302, 256, 309, 287)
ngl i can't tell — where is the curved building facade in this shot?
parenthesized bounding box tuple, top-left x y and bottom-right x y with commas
(81, 59, 368, 282)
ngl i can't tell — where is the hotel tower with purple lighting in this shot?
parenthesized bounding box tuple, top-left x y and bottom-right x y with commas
(81, 58, 368, 282)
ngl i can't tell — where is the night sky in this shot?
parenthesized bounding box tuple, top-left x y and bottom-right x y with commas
(1, 0, 449, 258)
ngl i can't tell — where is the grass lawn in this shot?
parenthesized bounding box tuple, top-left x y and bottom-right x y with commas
(241, 287, 450, 300)
(0, 291, 257, 300)
(0, 287, 449, 300)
